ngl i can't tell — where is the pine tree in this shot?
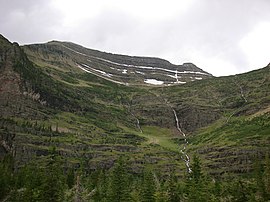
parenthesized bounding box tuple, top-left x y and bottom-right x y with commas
(190, 154, 203, 184)
(66, 168, 75, 189)
(140, 167, 156, 202)
(93, 170, 108, 201)
(263, 154, 270, 200)
(107, 157, 131, 202)
(230, 179, 250, 202)
(11, 160, 44, 202)
(209, 179, 222, 201)
(41, 147, 66, 202)
(0, 154, 14, 200)
(254, 157, 266, 200)
(166, 170, 179, 202)
(185, 154, 208, 202)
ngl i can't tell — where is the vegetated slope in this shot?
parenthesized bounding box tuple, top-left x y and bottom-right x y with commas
(0, 35, 185, 174)
(23, 41, 212, 86)
(1, 34, 270, 178)
(160, 65, 270, 175)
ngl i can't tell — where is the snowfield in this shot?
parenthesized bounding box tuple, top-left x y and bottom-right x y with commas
(144, 79, 164, 85)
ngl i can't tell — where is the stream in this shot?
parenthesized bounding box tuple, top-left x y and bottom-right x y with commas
(149, 93, 192, 173)
(226, 80, 248, 123)
(131, 111, 143, 133)
(127, 102, 143, 133)
(128, 92, 192, 173)
(172, 108, 192, 173)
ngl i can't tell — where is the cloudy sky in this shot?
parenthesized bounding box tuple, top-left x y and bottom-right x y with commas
(1, 0, 270, 76)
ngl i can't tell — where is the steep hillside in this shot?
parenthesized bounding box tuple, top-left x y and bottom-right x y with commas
(160, 65, 270, 175)
(0, 35, 185, 174)
(0, 34, 270, 180)
(23, 41, 212, 86)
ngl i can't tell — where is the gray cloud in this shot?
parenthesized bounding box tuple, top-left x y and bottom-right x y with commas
(0, 0, 269, 76)
(0, 0, 62, 43)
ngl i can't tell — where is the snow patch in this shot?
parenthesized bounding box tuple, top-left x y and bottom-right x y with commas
(62, 45, 210, 77)
(77, 64, 128, 86)
(167, 74, 176, 78)
(136, 71, 145, 75)
(144, 79, 164, 85)
(81, 64, 112, 77)
(86, 57, 178, 73)
(180, 71, 209, 75)
(176, 81, 186, 84)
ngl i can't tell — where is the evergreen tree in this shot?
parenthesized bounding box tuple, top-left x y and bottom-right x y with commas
(94, 170, 109, 202)
(190, 154, 203, 184)
(229, 179, 250, 202)
(254, 157, 266, 200)
(0, 154, 14, 201)
(10, 160, 44, 202)
(66, 168, 75, 189)
(263, 154, 270, 200)
(40, 147, 66, 202)
(107, 157, 131, 202)
(208, 178, 222, 201)
(185, 154, 208, 202)
(166, 170, 179, 202)
(140, 167, 156, 202)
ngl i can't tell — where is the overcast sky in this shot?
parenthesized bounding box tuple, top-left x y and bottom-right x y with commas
(1, 0, 270, 76)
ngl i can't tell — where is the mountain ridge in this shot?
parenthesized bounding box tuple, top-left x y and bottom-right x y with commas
(48, 40, 209, 72)
(23, 40, 212, 86)
(0, 34, 269, 179)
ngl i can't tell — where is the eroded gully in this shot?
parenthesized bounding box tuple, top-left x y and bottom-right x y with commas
(171, 107, 192, 173)
(127, 102, 143, 133)
(152, 93, 192, 173)
(226, 79, 248, 123)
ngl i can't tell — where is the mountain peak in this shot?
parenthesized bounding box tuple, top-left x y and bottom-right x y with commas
(0, 34, 13, 51)
(23, 41, 212, 86)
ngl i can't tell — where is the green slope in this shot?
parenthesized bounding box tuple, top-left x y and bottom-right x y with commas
(0, 34, 269, 178)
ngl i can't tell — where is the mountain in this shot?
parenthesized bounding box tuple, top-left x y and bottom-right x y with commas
(23, 40, 212, 86)
(1, 33, 270, 179)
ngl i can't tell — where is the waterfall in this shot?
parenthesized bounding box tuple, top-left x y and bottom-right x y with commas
(172, 109, 192, 173)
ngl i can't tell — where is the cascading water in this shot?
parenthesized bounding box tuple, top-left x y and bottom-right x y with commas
(226, 80, 248, 123)
(133, 113, 142, 133)
(127, 102, 143, 133)
(152, 94, 192, 174)
(238, 84, 247, 103)
(172, 108, 192, 173)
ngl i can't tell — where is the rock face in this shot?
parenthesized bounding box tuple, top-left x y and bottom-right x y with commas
(0, 36, 21, 96)
(23, 41, 212, 86)
(0, 35, 22, 159)
(0, 35, 46, 116)
(0, 35, 48, 163)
